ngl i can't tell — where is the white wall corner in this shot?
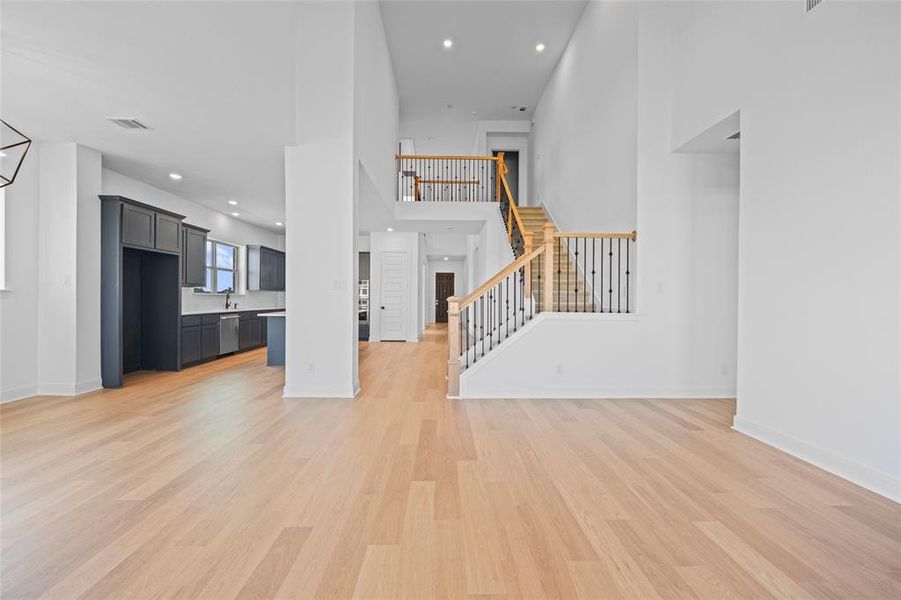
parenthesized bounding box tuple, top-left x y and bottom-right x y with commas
(733, 415, 901, 503)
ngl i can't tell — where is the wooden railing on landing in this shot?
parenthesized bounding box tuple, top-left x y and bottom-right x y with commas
(447, 224, 637, 397)
(395, 152, 529, 257)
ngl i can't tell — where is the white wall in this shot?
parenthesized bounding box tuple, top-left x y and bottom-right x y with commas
(488, 3, 741, 398)
(102, 170, 285, 314)
(517, 0, 899, 500)
(284, 1, 397, 397)
(663, 0, 900, 500)
(529, 0, 638, 231)
(0, 147, 39, 402)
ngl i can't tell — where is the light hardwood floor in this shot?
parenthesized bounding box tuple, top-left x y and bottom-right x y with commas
(1, 325, 899, 599)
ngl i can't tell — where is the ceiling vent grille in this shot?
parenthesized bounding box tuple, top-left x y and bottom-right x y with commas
(806, 0, 823, 12)
(107, 117, 152, 130)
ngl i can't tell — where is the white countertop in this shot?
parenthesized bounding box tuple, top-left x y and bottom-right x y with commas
(258, 312, 286, 318)
(181, 306, 285, 316)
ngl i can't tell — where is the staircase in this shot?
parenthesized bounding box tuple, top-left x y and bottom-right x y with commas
(393, 152, 636, 397)
(518, 206, 596, 312)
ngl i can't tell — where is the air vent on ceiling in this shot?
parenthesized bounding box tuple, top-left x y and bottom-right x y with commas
(727, 131, 741, 140)
(107, 117, 152, 130)
(510, 105, 528, 112)
(806, 0, 823, 12)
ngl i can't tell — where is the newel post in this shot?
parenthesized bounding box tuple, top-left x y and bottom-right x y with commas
(543, 223, 555, 312)
(447, 296, 461, 397)
(495, 152, 505, 204)
(523, 231, 534, 297)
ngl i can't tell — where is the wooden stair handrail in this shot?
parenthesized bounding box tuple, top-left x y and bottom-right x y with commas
(457, 245, 546, 310)
(554, 230, 638, 240)
(396, 154, 499, 161)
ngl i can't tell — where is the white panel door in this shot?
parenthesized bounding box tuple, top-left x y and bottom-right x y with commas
(380, 252, 409, 341)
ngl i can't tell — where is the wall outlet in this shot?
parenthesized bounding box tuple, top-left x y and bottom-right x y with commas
(307, 362, 316, 373)
(720, 364, 729, 376)
(556, 363, 564, 375)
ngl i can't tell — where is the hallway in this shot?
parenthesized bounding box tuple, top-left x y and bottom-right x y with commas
(1, 325, 898, 598)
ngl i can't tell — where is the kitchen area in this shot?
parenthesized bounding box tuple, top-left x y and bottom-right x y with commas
(100, 194, 287, 388)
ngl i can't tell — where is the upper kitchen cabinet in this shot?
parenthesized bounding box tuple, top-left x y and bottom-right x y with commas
(107, 196, 185, 255)
(99, 195, 185, 389)
(182, 223, 209, 288)
(247, 245, 286, 291)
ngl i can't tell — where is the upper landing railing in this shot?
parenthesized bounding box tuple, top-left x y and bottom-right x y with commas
(395, 152, 528, 256)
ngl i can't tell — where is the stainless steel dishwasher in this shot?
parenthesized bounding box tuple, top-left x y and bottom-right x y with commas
(219, 314, 240, 355)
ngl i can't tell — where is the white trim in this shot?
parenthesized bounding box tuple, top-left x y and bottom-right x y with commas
(733, 415, 901, 503)
(1, 385, 39, 404)
(282, 384, 357, 399)
(1, 378, 101, 404)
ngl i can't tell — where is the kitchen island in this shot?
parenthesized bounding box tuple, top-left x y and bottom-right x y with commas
(259, 312, 285, 366)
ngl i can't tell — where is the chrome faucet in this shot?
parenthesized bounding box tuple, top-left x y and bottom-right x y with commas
(225, 291, 232, 310)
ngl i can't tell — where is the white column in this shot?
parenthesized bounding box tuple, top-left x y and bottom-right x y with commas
(36, 143, 102, 395)
(283, 2, 357, 398)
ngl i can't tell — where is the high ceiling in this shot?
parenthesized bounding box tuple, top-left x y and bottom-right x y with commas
(1, 1, 587, 230)
(381, 0, 587, 151)
(1, 1, 296, 231)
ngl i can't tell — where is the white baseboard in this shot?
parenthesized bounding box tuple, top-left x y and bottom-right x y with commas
(733, 415, 900, 503)
(460, 389, 735, 400)
(1, 378, 101, 405)
(1, 385, 39, 404)
(283, 384, 357, 399)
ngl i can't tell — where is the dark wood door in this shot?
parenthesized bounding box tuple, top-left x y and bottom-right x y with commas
(435, 272, 455, 323)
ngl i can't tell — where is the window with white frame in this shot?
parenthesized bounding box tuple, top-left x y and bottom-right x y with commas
(196, 239, 239, 294)
(0, 188, 6, 290)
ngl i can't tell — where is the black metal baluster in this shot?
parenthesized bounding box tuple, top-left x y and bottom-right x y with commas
(591, 238, 596, 312)
(566, 237, 571, 312)
(497, 282, 502, 343)
(582, 238, 587, 312)
(505, 276, 510, 338)
(520, 265, 525, 323)
(529, 258, 534, 320)
(617, 239, 622, 313)
(556, 238, 561, 311)
(513, 272, 518, 331)
(464, 306, 469, 368)
(482, 297, 486, 358)
(536, 255, 542, 313)
(626, 239, 631, 313)
(608, 238, 613, 313)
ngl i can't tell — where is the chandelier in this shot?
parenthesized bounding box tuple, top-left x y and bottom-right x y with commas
(1, 120, 32, 189)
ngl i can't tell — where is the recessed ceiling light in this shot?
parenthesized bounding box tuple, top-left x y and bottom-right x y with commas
(228, 200, 238, 206)
(535, 43, 546, 53)
(443, 39, 453, 49)
(169, 173, 182, 181)
(0, 151, 6, 158)
(443, 257, 449, 261)
(231, 212, 240, 217)
(387, 227, 394, 232)
(275, 222, 283, 226)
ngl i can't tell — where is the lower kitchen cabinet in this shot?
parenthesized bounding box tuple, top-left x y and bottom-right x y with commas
(201, 322, 219, 361)
(182, 310, 267, 369)
(181, 324, 202, 365)
(239, 314, 262, 351)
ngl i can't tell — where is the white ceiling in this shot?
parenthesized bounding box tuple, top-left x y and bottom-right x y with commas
(2, 1, 588, 231)
(381, 0, 587, 146)
(1, 1, 296, 232)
